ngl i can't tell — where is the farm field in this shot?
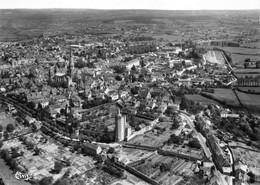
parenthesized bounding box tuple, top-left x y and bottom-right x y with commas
(241, 41, 260, 49)
(203, 88, 240, 107)
(152, 34, 184, 42)
(231, 53, 259, 65)
(234, 68, 260, 74)
(217, 46, 259, 55)
(216, 46, 260, 65)
(185, 94, 221, 106)
(234, 73, 260, 78)
(236, 90, 260, 108)
(237, 87, 260, 93)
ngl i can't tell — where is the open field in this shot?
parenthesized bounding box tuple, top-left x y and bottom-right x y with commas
(217, 47, 260, 55)
(237, 87, 260, 93)
(216, 46, 260, 65)
(231, 54, 259, 65)
(234, 73, 260, 78)
(203, 88, 240, 107)
(236, 90, 260, 108)
(185, 94, 221, 105)
(234, 68, 260, 74)
(241, 42, 260, 49)
(152, 34, 184, 42)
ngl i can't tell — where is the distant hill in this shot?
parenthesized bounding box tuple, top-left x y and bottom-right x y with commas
(0, 9, 258, 41)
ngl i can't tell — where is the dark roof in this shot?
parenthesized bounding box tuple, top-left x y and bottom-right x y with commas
(83, 143, 100, 151)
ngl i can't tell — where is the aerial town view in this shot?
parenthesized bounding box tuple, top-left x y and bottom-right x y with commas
(0, 0, 259, 185)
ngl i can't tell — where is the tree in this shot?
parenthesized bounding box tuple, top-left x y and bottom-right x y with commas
(247, 171, 255, 183)
(251, 127, 260, 141)
(112, 65, 126, 74)
(115, 75, 122, 81)
(0, 125, 2, 132)
(0, 141, 3, 149)
(107, 147, 115, 154)
(171, 120, 180, 130)
(6, 123, 15, 132)
(53, 179, 70, 185)
(11, 147, 21, 158)
(26, 101, 36, 109)
(160, 163, 171, 172)
(3, 130, 9, 140)
(54, 161, 64, 173)
(60, 109, 66, 115)
(188, 138, 201, 149)
(180, 97, 191, 110)
(131, 65, 137, 72)
(34, 147, 41, 155)
(158, 117, 165, 122)
(239, 122, 253, 135)
(130, 87, 138, 95)
(245, 58, 251, 62)
(37, 103, 43, 109)
(140, 59, 145, 68)
(167, 134, 182, 145)
(39, 176, 53, 185)
(182, 60, 186, 67)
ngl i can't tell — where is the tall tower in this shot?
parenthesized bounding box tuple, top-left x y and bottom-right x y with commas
(48, 67, 53, 85)
(67, 46, 74, 78)
(115, 108, 125, 142)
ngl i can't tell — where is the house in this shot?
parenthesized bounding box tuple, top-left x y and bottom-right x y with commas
(82, 143, 102, 156)
(24, 116, 36, 125)
(177, 78, 192, 87)
(235, 171, 249, 185)
(44, 104, 63, 118)
(33, 121, 42, 130)
(53, 95, 67, 103)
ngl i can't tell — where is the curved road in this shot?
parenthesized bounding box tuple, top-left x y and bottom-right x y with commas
(180, 113, 212, 160)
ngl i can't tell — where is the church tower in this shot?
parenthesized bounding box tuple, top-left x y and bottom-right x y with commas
(48, 67, 53, 85)
(115, 108, 126, 142)
(67, 46, 74, 78)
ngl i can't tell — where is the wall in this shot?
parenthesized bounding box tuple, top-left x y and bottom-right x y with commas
(125, 165, 160, 185)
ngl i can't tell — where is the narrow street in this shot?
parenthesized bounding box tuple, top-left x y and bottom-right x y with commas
(180, 113, 212, 160)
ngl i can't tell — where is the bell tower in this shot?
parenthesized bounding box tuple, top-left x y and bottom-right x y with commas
(67, 46, 74, 78)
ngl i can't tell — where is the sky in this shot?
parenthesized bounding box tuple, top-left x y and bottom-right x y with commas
(0, 0, 259, 10)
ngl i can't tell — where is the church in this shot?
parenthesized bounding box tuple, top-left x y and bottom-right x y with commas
(49, 46, 75, 88)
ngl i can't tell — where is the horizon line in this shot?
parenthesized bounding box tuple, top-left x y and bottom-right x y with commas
(0, 8, 258, 11)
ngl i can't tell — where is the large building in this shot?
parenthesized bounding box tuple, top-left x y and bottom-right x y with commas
(49, 46, 75, 88)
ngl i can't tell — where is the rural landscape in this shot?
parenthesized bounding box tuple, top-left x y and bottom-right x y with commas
(0, 4, 259, 185)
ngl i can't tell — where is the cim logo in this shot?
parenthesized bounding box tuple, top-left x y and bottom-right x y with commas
(221, 113, 239, 118)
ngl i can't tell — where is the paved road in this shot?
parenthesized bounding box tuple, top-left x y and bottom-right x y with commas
(180, 113, 212, 160)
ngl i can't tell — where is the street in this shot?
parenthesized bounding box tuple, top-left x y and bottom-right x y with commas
(180, 113, 212, 160)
